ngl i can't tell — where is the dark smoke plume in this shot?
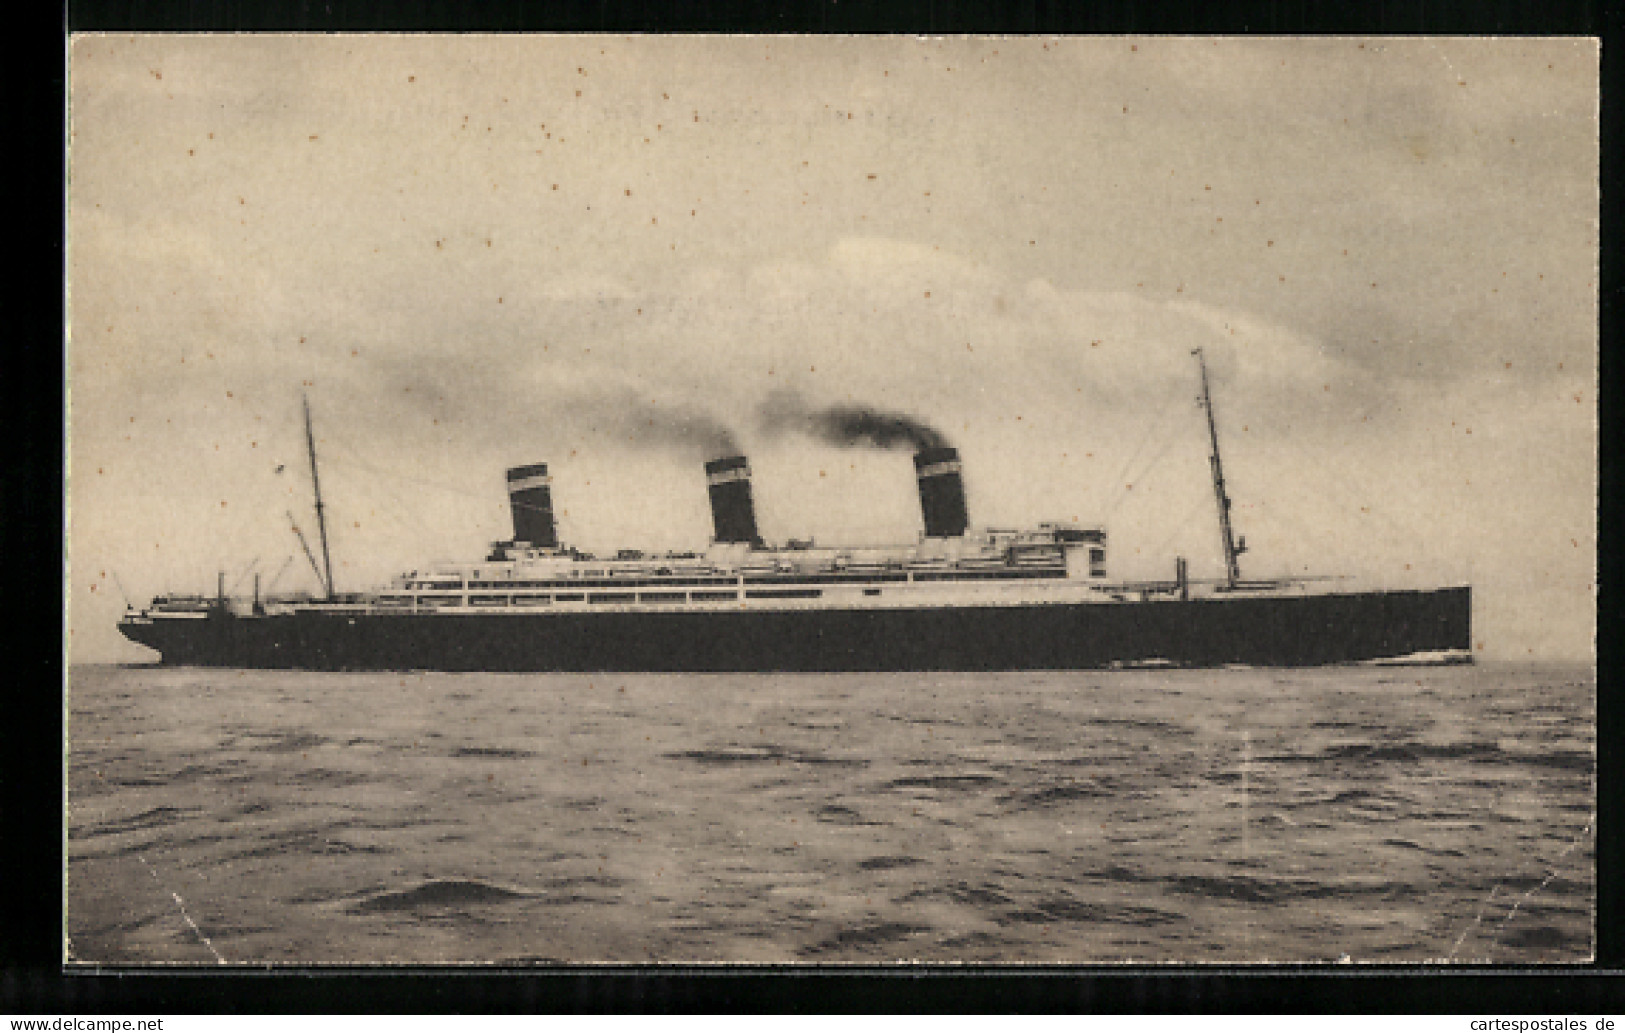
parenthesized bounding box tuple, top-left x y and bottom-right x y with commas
(613, 395, 740, 460)
(758, 388, 948, 452)
(380, 358, 740, 460)
(520, 386, 741, 460)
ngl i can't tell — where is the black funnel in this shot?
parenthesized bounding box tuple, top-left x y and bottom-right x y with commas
(506, 462, 558, 548)
(913, 446, 968, 538)
(705, 455, 762, 546)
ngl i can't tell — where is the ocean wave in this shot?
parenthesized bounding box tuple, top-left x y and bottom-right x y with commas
(66, 662, 1595, 964)
(351, 878, 532, 913)
(815, 803, 886, 826)
(1002, 897, 1184, 926)
(232, 731, 330, 754)
(856, 855, 922, 870)
(668, 745, 867, 767)
(799, 921, 930, 956)
(77, 806, 201, 838)
(1378, 837, 1467, 858)
(1258, 741, 1593, 773)
(1086, 864, 1424, 905)
(887, 774, 1001, 791)
(1002, 781, 1116, 807)
(450, 746, 538, 759)
(225, 831, 395, 862)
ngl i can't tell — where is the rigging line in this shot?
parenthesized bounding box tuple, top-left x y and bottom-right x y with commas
(264, 555, 296, 595)
(288, 511, 327, 595)
(1100, 388, 1184, 508)
(307, 442, 487, 546)
(1103, 428, 1194, 523)
(300, 446, 542, 561)
(227, 557, 261, 596)
(325, 451, 442, 540)
(1124, 424, 1194, 496)
(320, 434, 498, 506)
(1102, 387, 1207, 521)
(342, 446, 545, 541)
(109, 571, 134, 610)
(319, 432, 559, 523)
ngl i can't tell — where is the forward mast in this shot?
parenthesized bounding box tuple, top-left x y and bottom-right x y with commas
(1193, 348, 1246, 589)
(303, 392, 336, 601)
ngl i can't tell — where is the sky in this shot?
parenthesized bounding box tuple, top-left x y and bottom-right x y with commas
(67, 35, 1597, 662)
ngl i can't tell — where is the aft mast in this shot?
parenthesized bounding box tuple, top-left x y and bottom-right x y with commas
(1193, 348, 1245, 589)
(302, 392, 336, 601)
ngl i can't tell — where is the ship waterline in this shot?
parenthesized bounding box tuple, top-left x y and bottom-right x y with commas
(118, 584, 1472, 672)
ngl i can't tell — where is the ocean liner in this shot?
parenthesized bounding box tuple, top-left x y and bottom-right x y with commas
(116, 351, 1472, 671)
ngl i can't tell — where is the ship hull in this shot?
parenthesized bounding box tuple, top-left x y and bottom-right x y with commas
(118, 587, 1472, 672)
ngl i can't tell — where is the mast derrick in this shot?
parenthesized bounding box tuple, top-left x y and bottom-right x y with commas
(1193, 348, 1244, 589)
(303, 393, 336, 601)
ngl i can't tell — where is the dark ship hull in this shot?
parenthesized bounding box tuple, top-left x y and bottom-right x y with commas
(119, 586, 1471, 672)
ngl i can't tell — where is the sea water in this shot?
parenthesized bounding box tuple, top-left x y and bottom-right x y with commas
(65, 661, 1594, 965)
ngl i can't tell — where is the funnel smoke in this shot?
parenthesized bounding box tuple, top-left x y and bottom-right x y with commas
(380, 361, 740, 460)
(614, 395, 740, 459)
(758, 389, 948, 452)
(545, 388, 741, 461)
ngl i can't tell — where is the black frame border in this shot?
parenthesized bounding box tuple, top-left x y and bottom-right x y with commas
(16, 0, 1621, 1012)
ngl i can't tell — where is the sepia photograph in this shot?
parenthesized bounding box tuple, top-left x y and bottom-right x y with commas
(65, 34, 1596, 965)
